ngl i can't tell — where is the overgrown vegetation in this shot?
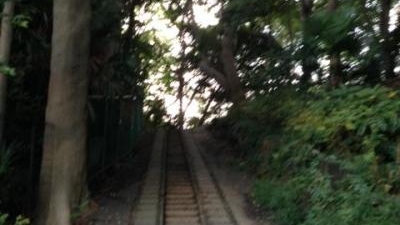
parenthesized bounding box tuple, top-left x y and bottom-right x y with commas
(212, 86, 400, 225)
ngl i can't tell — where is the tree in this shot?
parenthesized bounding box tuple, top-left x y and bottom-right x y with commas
(299, 0, 317, 86)
(191, 3, 246, 104)
(379, 0, 396, 79)
(0, 0, 15, 146)
(219, 24, 246, 103)
(177, 30, 186, 130)
(326, 0, 343, 87)
(196, 0, 293, 101)
(36, 0, 91, 224)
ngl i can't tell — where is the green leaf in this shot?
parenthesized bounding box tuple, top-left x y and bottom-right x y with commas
(15, 216, 30, 225)
(12, 14, 31, 29)
(0, 64, 16, 77)
(345, 122, 356, 131)
(0, 213, 8, 225)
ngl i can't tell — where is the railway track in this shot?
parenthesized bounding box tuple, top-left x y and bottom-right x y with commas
(164, 132, 202, 225)
(132, 130, 237, 225)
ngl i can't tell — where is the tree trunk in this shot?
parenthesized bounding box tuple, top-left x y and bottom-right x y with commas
(187, 2, 244, 105)
(177, 69, 184, 130)
(299, 0, 315, 86)
(220, 25, 245, 104)
(177, 26, 187, 130)
(329, 52, 342, 87)
(36, 0, 91, 224)
(0, 0, 15, 146)
(327, 0, 342, 87)
(379, 0, 396, 79)
(122, 0, 135, 57)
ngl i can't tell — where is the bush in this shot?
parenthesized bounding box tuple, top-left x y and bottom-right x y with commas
(252, 154, 400, 225)
(212, 85, 400, 225)
(289, 86, 400, 156)
(211, 88, 306, 160)
(253, 179, 307, 225)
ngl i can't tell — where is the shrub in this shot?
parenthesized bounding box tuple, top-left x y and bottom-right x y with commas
(252, 154, 400, 225)
(289, 86, 400, 156)
(253, 179, 308, 225)
(212, 85, 400, 225)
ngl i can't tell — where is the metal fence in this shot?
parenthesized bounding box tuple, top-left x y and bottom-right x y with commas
(87, 95, 143, 178)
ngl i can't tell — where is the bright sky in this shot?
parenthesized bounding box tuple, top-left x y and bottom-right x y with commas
(390, 3, 400, 31)
(138, 0, 220, 126)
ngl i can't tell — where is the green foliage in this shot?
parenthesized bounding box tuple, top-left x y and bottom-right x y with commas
(71, 200, 89, 222)
(0, 64, 16, 77)
(12, 15, 31, 28)
(213, 85, 400, 225)
(0, 214, 7, 225)
(224, 0, 298, 29)
(0, 148, 12, 176)
(302, 156, 400, 225)
(290, 86, 400, 155)
(0, 214, 30, 225)
(13, 216, 29, 225)
(144, 97, 168, 127)
(212, 88, 306, 159)
(253, 158, 400, 225)
(304, 6, 359, 54)
(253, 179, 307, 225)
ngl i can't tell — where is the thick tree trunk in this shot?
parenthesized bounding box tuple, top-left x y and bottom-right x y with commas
(327, 0, 342, 87)
(379, 0, 396, 79)
(187, 2, 244, 105)
(0, 0, 15, 146)
(220, 25, 245, 104)
(36, 0, 91, 225)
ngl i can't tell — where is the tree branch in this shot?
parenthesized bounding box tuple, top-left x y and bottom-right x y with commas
(199, 59, 227, 89)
